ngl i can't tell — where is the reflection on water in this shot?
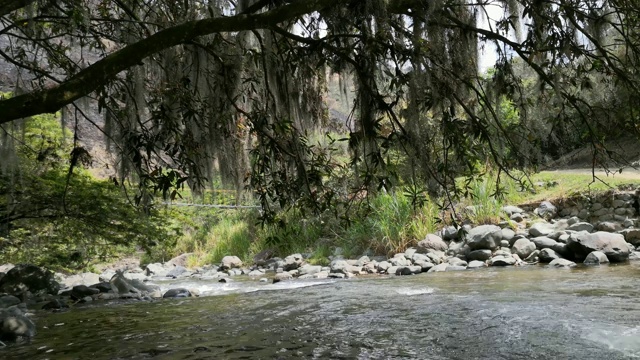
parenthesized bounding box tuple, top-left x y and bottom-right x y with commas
(2, 263, 639, 359)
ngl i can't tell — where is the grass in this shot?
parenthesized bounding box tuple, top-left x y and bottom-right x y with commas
(155, 169, 640, 267)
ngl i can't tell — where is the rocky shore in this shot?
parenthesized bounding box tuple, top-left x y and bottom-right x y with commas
(1, 196, 640, 344)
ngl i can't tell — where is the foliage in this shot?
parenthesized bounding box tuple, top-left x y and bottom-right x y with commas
(0, 113, 177, 271)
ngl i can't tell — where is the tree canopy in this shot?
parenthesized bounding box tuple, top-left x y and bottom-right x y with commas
(1, 0, 640, 219)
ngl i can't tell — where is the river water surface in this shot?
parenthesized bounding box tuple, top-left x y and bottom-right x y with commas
(2, 263, 640, 359)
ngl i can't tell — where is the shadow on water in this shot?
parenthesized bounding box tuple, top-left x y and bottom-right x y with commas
(2, 263, 640, 359)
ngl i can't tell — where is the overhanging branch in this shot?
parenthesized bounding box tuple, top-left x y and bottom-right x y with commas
(0, 0, 341, 124)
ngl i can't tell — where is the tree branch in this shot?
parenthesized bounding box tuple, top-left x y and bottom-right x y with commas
(0, 0, 341, 124)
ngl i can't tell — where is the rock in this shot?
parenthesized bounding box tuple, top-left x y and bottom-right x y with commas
(144, 263, 168, 277)
(502, 205, 525, 216)
(389, 254, 411, 267)
(531, 236, 558, 250)
(162, 288, 192, 298)
(253, 249, 275, 266)
(427, 263, 448, 272)
(511, 238, 537, 259)
(551, 242, 571, 257)
(42, 299, 69, 310)
(466, 249, 492, 261)
(283, 254, 304, 271)
(298, 264, 322, 276)
(0, 295, 20, 309)
(500, 228, 516, 242)
(166, 253, 192, 268)
(488, 256, 516, 266)
(89, 282, 113, 293)
(630, 252, 640, 261)
(567, 231, 631, 262)
(413, 260, 435, 271)
(329, 260, 360, 274)
(275, 272, 294, 281)
(70, 285, 100, 300)
(467, 260, 486, 269)
(220, 256, 243, 270)
(0, 264, 60, 298)
(510, 213, 524, 222)
(59, 272, 101, 288)
(417, 234, 448, 252)
(424, 250, 447, 264)
(247, 269, 264, 277)
(122, 271, 147, 281)
(377, 261, 391, 272)
(567, 222, 594, 232)
(166, 266, 188, 278)
(618, 228, 640, 246)
(524, 250, 540, 263)
(535, 201, 557, 220)
(548, 258, 576, 268)
(538, 248, 560, 263)
(395, 266, 422, 275)
(447, 257, 468, 267)
(441, 226, 459, 241)
(403, 247, 417, 259)
(99, 269, 116, 283)
(596, 221, 622, 232)
(583, 251, 610, 265)
(0, 307, 36, 340)
(529, 222, 555, 237)
(465, 225, 502, 251)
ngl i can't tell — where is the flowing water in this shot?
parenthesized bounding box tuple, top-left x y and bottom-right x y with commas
(2, 263, 640, 359)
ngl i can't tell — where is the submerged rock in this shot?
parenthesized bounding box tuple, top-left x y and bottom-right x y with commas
(162, 288, 192, 298)
(548, 258, 576, 268)
(0, 307, 36, 341)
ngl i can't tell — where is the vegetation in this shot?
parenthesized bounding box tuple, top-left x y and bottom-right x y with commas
(2, 0, 640, 268)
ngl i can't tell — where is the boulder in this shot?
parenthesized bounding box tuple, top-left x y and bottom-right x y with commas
(162, 288, 192, 298)
(488, 256, 516, 266)
(424, 250, 447, 264)
(538, 248, 560, 263)
(389, 254, 411, 267)
(166, 253, 192, 268)
(466, 249, 492, 262)
(166, 266, 188, 278)
(59, 272, 101, 288)
(0, 295, 20, 309)
(274, 272, 293, 281)
(0, 307, 36, 340)
(630, 252, 640, 261)
(548, 258, 576, 268)
(618, 228, 640, 246)
(583, 251, 610, 265)
(567, 222, 594, 232)
(511, 238, 536, 259)
(567, 231, 631, 262)
(376, 261, 391, 272)
(446, 265, 467, 271)
(89, 282, 113, 293)
(0, 264, 60, 297)
(395, 266, 422, 275)
(465, 225, 502, 251)
(535, 201, 557, 220)
(467, 260, 486, 269)
(145, 263, 169, 277)
(441, 226, 460, 241)
(283, 254, 304, 271)
(70, 285, 100, 300)
(99, 269, 116, 283)
(220, 256, 243, 270)
(500, 228, 516, 242)
(531, 236, 558, 250)
(416, 234, 448, 253)
(447, 257, 468, 267)
(41, 299, 69, 310)
(529, 222, 555, 237)
(502, 205, 525, 216)
(524, 250, 540, 263)
(330, 260, 360, 274)
(413, 260, 435, 272)
(298, 264, 322, 276)
(427, 263, 448, 272)
(109, 271, 157, 295)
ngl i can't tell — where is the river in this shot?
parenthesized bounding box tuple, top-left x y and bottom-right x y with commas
(2, 263, 640, 359)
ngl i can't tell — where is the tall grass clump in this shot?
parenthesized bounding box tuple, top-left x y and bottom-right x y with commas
(458, 177, 508, 224)
(341, 190, 440, 257)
